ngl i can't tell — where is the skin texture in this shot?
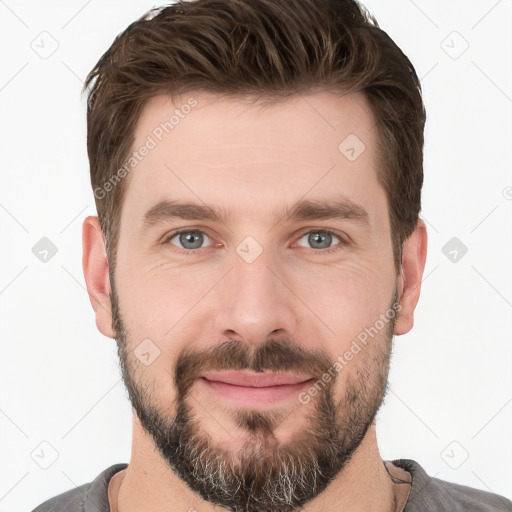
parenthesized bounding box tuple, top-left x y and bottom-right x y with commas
(83, 90, 427, 512)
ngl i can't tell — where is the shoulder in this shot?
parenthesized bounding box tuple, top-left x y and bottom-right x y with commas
(31, 482, 90, 512)
(391, 459, 512, 512)
(31, 463, 128, 512)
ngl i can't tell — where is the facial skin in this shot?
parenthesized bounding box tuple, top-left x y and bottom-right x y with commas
(83, 90, 427, 512)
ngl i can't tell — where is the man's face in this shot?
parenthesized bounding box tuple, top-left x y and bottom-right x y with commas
(110, 91, 400, 511)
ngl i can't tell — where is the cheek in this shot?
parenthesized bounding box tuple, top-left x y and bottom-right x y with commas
(290, 259, 395, 350)
(116, 259, 219, 337)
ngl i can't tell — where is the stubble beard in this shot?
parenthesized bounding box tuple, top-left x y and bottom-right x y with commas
(110, 278, 397, 512)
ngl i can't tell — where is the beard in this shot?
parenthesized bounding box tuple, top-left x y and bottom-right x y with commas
(110, 276, 398, 512)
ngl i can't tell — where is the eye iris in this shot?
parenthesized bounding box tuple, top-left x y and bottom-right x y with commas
(309, 231, 332, 249)
(180, 231, 204, 249)
(175, 231, 334, 250)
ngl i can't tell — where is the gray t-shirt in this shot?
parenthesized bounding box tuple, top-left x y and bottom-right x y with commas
(31, 459, 512, 511)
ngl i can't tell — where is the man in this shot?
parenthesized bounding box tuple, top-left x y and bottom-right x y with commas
(32, 0, 512, 511)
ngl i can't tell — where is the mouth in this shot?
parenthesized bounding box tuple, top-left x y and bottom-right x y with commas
(198, 371, 315, 407)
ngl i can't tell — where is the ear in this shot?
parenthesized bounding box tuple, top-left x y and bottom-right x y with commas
(394, 219, 428, 335)
(82, 215, 114, 338)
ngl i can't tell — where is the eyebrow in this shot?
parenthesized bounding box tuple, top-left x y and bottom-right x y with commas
(141, 197, 370, 230)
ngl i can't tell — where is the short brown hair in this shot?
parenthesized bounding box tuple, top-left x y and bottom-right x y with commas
(83, 0, 425, 274)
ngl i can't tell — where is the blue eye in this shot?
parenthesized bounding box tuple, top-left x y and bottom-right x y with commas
(296, 230, 342, 251)
(167, 230, 211, 250)
(164, 228, 345, 255)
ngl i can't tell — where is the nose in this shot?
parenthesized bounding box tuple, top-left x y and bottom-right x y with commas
(213, 246, 298, 345)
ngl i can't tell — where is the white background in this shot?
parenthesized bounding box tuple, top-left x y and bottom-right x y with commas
(0, 0, 511, 510)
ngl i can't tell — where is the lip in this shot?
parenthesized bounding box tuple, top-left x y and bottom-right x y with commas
(199, 371, 314, 407)
(202, 371, 312, 387)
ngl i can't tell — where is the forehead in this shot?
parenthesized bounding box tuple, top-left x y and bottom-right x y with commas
(134, 90, 376, 157)
(121, 90, 385, 228)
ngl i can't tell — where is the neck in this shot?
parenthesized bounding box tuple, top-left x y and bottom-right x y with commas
(114, 416, 399, 512)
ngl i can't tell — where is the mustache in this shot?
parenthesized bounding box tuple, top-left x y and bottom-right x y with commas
(174, 337, 335, 398)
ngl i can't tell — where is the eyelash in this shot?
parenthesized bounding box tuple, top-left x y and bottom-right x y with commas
(164, 228, 347, 256)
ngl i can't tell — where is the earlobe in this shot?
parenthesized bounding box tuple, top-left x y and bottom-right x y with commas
(393, 219, 428, 336)
(82, 216, 114, 338)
